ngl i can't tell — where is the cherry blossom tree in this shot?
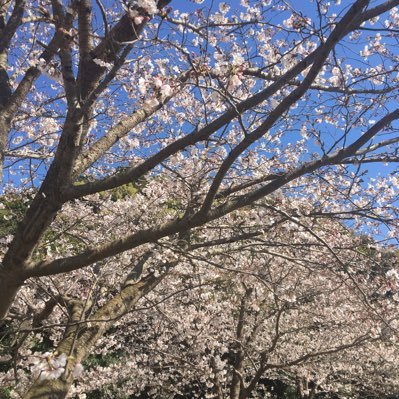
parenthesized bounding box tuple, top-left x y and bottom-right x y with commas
(1, 196, 399, 398)
(2, 0, 399, 397)
(2, 198, 399, 398)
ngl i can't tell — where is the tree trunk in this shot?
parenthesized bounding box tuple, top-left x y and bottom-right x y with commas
(22, 266, 170, 398)
(23, 378, 72, 399)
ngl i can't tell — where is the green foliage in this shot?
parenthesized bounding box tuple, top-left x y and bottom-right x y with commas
(109, 183, 139, 202)
(0, 194, 31, 237)
(75, 171, 144, 203)
(284, 386, 298, 399)
(30, 334, 53, 353)
(84, 350, 124, 369)
(0, 387, 12, 399)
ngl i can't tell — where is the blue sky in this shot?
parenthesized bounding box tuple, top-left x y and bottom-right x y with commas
(5, 0, 399, 244)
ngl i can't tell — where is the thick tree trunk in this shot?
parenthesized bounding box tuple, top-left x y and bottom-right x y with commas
(0, 270, 24, 319)
(0, 115, 10, 182)
(23, 379, 72, 399)
(229, 288, 253, 399)
(23, 266, 170, 398)
(0, 195, 62, 319)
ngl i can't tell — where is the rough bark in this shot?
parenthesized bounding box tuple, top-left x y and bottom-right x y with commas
(23, 266, 169, 399)
(0, 0, 172, 320)
(229, 287, 253, 399)
(0, 0, 26, 181)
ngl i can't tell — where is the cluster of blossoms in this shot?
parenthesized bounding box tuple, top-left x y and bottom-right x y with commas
(123, 0, 158, 24)
(136, 0, 158, 15)
(3, 0, 399, 398)
(30, 352, 84, 381)
(30, 352, 67, 380)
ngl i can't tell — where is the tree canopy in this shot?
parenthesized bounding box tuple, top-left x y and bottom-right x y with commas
(1, 0, 399, 398)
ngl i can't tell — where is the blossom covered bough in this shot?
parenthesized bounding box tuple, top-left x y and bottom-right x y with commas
(31, 352, 82, 381)
(1, 0, 399, 397)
